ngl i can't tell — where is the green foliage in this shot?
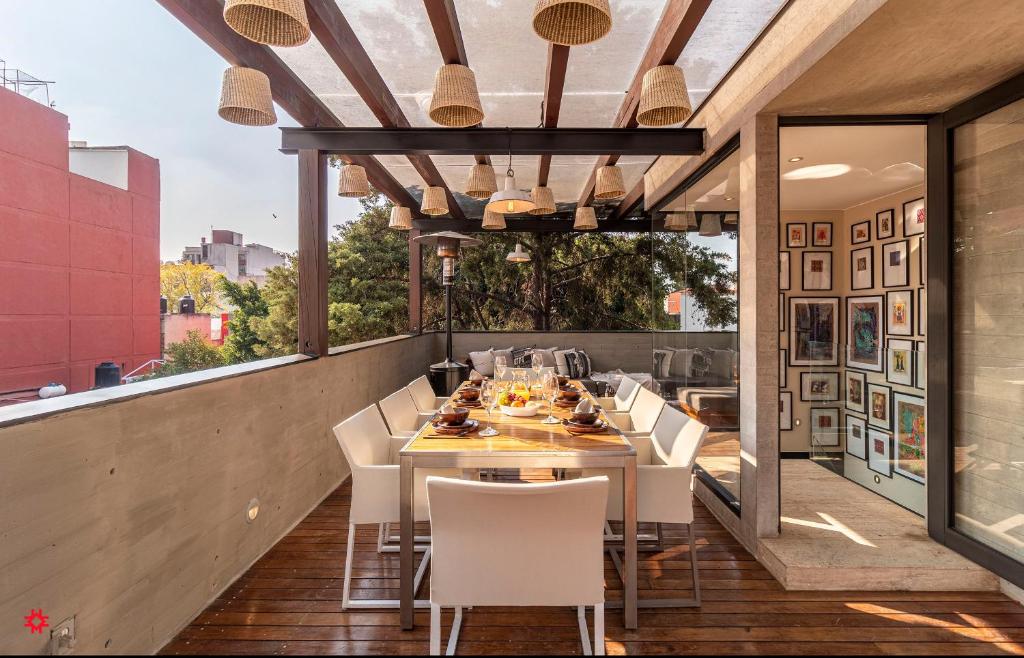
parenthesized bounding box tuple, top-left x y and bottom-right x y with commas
(160, 261, 224, 313)
(220, 278, 270, 363)
(159, 329, 224, 375)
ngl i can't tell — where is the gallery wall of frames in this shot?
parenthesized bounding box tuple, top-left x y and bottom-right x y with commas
(780, 184, 927, 515)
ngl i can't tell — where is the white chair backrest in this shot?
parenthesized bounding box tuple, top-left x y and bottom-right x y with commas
(629, 387, 666, 434)
(379, 388, 425, 434)
(613, 375, 641, 411)
(649, 405, 691, 465)
(427, 476, 609, 607)
(333, 405, 390, 470)
(408, 375, 439, 411)
(669, 416, 708, 468)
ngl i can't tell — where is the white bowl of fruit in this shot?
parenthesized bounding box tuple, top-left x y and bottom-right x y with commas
(499, 391, 541, 417)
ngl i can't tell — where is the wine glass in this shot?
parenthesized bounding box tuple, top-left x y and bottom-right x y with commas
(542, 371, 561, 425)
(531, 352, 544, 378)
(479, 379, 499, 437)
(494, 355, 508, 382)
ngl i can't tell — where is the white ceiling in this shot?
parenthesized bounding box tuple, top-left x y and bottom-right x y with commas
(779, 125, 926, 211)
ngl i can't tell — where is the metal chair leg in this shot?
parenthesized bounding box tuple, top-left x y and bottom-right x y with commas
(605, 522, 701, 609)
(577, 606, 593, 656)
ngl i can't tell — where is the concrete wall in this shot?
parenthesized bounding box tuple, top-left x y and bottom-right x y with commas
(0, 333, 435, 654)
(0, 87, 161, 396)
(448, 331, 738, 374)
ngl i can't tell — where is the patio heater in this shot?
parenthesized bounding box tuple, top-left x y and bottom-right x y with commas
(413, 231, 482, 395)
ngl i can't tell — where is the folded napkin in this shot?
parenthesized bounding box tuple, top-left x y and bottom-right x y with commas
(439, 402, 456, 414)
(469, 369, 484, 381)
(574, 398, 594, 414)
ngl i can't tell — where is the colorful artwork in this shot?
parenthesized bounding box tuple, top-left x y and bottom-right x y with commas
(887, 289, 914, 336)
(846, 414, 867, 460)
(811, 408, 840, 446)
(851, 220, 871, 244)
(802, 371, 840, 402)
(877, 209, 895, 239)
(847, 296, 883, 371)
(851, 246, 873, 290)
(813, 222, 832, 247)
(894, 393, 926, 483)
(787, 223, 807, 248)
(868, 383, 891, 429)
(903, 198, 926, 237)
(868, 428, 892, 477)
(846, 371, 865, 414)
(790, 298, 838, 366)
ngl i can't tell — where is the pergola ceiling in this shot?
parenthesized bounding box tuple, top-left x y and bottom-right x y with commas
(173, 0, 787, 221)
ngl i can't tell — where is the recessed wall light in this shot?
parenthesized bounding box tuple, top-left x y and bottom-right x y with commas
(724, 196, 734, 201)
(246, 498, 260, 523)
(788, 156, 804, 162)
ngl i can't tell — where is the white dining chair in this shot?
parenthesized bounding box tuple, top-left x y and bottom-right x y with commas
(379, 388, 434, 450)
(425, 476, 609, 656)
(333, 405, 459, 610)
(595, 374, 641, 412)
(408, 375, 448, 413)
(584, 405, 708, 608)
(604, 387, 666, 464)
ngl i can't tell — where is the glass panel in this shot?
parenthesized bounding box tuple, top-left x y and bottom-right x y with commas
(653, 150, 741, 507)
(952, 96, 1024, 564)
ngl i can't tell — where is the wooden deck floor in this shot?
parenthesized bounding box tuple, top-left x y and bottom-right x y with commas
(160, 479, 1024, 655)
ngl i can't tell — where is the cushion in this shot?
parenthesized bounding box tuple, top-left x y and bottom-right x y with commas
(491, 346, 514, 371)
(553, 348, 575, 376)
(468, 349, 494, 377)
(668, 348, 694, 378)
(710, 349, 738, 381)
(564, 350, 592, 379)
(511, 346, 532, 368)
(690, 348, 714, 378)
(528, 346, 559, 368)
(653, 349, 674, 378)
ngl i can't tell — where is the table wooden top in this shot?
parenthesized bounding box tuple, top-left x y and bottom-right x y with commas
(401, 380, 633, 456)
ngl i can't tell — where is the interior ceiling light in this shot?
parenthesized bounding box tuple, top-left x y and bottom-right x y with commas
(532, 0, 612, 46)
(788, 156, 804, 163)
(486, 130, 536, 215)
(782, 163, 852, 181)
(506, 243, 531, 263)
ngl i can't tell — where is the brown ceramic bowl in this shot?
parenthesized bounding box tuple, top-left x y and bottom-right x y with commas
(570, 411, 599, 425)
(458, 387, 481, 402)
(469, 376, 484, 387)
(556, 375, 571, 386)
(437, 407, 470, 425)
(558, 387, 581, 402)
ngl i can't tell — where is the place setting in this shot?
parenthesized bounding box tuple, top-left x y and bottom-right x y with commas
(561, 398, 609, 435)
(429, 402, 479, 437)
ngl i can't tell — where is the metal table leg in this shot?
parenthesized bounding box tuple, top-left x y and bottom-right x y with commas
(400, 456, 414, 630)
(623, 454, 638, 629)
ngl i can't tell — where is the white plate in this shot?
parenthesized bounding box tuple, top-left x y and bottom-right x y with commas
(500, 402, 541, 417)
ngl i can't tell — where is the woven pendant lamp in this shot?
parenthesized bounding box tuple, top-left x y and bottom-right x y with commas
(529, 186, 556, 215)
(699, 213, 723, 237)
(338, 164, 369, 198)
(223, 0, 311, 47)
(685, 210, 698, 230)
(421, 187, 450, 216)
(218, 66, 277, 126)
(532, 0, 612, 46)
(663, 212, 687, 231)
(389, 206, 412, 230)
(466, 163, 497, 200)
(594, 165, 625, 199)
(637, 65, 692, 127)
(482, 210, 507, 230)
(574, 206, 598, 230)
(723, 212, 738, 225)
(429, 64, 485, 128)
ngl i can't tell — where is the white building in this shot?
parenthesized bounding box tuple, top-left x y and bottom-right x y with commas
(182, 229, 286, 285)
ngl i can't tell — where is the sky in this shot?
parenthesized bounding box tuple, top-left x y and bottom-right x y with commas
(2, 0, 362, 261)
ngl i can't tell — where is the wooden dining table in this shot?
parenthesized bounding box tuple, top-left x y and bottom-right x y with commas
(398, 380, 639, 630)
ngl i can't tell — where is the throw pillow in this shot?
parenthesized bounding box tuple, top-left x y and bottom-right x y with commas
(553, 348, 576, 376)
(491, 346, 514, 370)
(528, 346, 559, 368)
(564, 350, 592, 379)
(511, 346, 532, 368)
(690, 348, 714, 378)
(468, 349, 494, 377)
(668, 348, 694, 378)
(653, 348, 674, 378)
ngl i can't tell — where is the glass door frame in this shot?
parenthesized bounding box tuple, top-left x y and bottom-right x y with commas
(927, 70, 1024, 588)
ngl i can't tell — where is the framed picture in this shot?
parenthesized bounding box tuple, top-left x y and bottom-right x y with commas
(801, 371, 840, 402)
(846, 295, 884, 372)
(811, 407, 840, 447)
(867, 382, 892, 430)
(886, 289, 914, 336)
(876, 208, 895, 239)
(868, 428, 893, 477)
(780, 251, 791, 290)
(780, 349, 788, 388)
(845, 370, 866, 414)
(887, 338, 915, 387)
(903, 197, 926, 237)
(919, 236, 927, 283)
(893, 392, 926, 483)
(851, 220, 871, 245)
(882, 240, 910, 288)
(780, 391, 793, 431)
(917, 287, 926, 336)
(846, 414, 867, 460)
(802, 251, 833, 290)
(780, 293, 786, 332)
(812, 222, 833, 247)
(789, 297, 840, 366)
(786, 222, 807, 248)
(915, 340, 926, 389)
(850, 246, 874, 290)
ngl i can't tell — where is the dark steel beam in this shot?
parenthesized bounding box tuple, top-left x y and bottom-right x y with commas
(281, 127, 704, 156)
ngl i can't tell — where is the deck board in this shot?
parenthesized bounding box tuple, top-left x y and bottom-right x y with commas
(160, 480, 1024, 655)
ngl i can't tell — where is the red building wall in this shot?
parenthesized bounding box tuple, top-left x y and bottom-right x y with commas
(0, 87, 161, 396)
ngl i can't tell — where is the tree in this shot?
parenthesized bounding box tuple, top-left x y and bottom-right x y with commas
(160, 261, 223, 313)
(159, 329, 224, 375)
(219, 279, 270, 363)
(251, 260, 299, 356)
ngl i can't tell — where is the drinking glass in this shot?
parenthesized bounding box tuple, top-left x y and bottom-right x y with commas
(531, 352, 544, 378)
(494, 355, 508, 381)
(479, 379, 499, 437)
(542, 371, 561, 424)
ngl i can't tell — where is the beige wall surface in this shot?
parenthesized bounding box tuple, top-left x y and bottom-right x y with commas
(0, 333, 435, 654)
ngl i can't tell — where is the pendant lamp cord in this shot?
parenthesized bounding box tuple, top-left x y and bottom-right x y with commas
(506, 127, 514, 178)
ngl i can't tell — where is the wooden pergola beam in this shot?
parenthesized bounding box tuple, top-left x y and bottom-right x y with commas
(538, 43, 571, 187)
(305, 0, 465, 220)
(576, 0, 711, 209)
(155, 0, 419, 211)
